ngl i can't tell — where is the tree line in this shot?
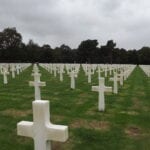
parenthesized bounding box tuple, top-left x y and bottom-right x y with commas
(0, 27, 150, 64)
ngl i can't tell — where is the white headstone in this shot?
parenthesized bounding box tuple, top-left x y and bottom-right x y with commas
(29, 73, 46, 100)
(16, 65, 20, 75)
(2, 68, 9, 84)
(33, 64, 39, 73)
(17, 100, 68, 150)
(109, 72, 119, 94)
(69, 71, 77, 89)
(104, 68, 108, 77)
(11, 65, 16, 78)
(87, 66, 92, 83)
(53, 66, 57, 77)
(92, 78, 112, 111)
(59, 65, 64, 82)
(97, 66, 101, 78)
(118, 72, 124, 86)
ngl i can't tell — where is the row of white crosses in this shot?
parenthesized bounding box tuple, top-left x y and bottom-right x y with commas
(139, 65, 150, 77)
(109, 72, 118, 94)
(91, 64, 136, 111)
(66, 64, 80, 89)
(29, 64, 46, 100)
(40, 64, 136, 93)
(82, 64, 97, 83)
(17, 64, 68, 150)
(0, 63, 31, 84)
(40, 64, 65, 81)
(68, 69, 78, 89)
(39, 63, 136, 112)
(109, 65, 136, 94)
(1, 66, 9, 84)
(40, 63, 81, 89)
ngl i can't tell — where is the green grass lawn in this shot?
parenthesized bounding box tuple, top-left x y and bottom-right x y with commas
(0, 65, 149, 150)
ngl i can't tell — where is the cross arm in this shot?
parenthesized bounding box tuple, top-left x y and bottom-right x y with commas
(105, 86, 112, 92)
(91, 86, 99, 92)
(17, 121, 33, 138)
(29, 81, 46, 87)
(46, 124, 68, 142)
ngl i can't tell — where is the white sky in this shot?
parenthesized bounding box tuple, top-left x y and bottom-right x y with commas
(1, 0, 150, 49)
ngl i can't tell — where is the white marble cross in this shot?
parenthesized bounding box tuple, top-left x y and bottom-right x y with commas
(29, 73, 46, 100)
(104, 68, 108, 77)
(16, 65, 20, 75)
(59, 65, 64, 82)
(97, 66, 101, 78)
(53, 66, 57, 77)
(117, 72, 124, 86)
(92, 78, 112, 111)
(69, 71, 77, 89)
(2, 68, 9, 84)
(33, 64, 40, 73)
(109, 72, 119, 94)
(87, 66, 92, 83)
(11, 65, 16, 78)
(17, 100, 68, 150)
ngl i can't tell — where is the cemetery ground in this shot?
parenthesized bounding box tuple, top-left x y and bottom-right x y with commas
(0, 65, 149, 150)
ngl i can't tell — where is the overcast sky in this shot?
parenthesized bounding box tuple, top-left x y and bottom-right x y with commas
(0, 0, 150, 49)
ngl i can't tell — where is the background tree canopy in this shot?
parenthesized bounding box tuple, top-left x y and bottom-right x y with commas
(0, 27, 150, 64)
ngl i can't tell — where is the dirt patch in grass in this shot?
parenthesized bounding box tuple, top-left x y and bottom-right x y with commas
(86, 107, 97, 115)
(1, 109, 32, 118)
(125, 126, 142, 138)
(51, 115, 65, 122)
(137, 91, 145, 96)
(70, 119, 110, 131)
(131, 97, 142, 110)
(52, 138, 73, 150)
(76, 97, 89, 105)
(122, 84, 130, 89)
(79, 93, 89, 98)
(52, 142, 62, 150)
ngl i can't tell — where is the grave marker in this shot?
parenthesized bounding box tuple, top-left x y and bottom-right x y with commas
(69, 71, 77, 89)
(92, 78, 112, 111)
(110, 72, 119, 94)
(29, 73, 46, 100)
(2, 68, 9, 84)
(17, 100, 68, 150)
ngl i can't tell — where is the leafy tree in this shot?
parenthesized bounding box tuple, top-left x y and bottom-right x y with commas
(26, 39, 41, 62)
(0, 27, 23, 62)
(0, 27, 22, 50)
(0, 27, 150, 64)
(78, 39, 98, 63)
(101, 40, 116, 64)
(138, 47, 150, 64)
(40, 44, 53, 62)
(127, 50, 139, 64)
